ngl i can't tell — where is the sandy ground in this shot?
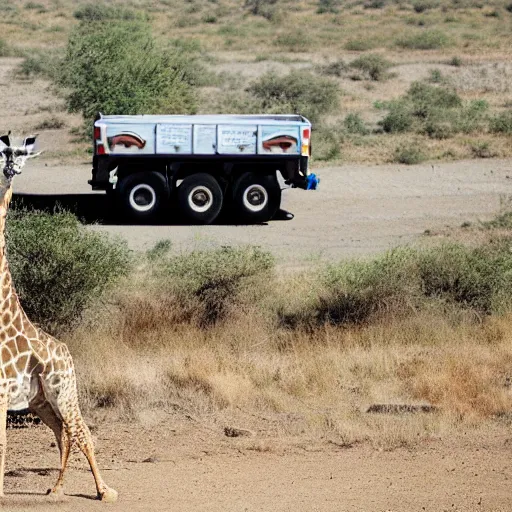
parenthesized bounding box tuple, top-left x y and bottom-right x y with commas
(12, 158, 512, 266)
(2, 417, 512, 512)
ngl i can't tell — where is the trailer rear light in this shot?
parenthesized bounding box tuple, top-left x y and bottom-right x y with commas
(301, 127, 310, 157)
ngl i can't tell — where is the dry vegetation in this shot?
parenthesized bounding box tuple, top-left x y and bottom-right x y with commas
(0, 0, 511, 163)
(2, 0, 512, 450)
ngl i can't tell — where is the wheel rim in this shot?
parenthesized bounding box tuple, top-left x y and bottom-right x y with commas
(129, 184, 157, 212)
(188, 186, 214, 213)
(242, 184, 268, 213)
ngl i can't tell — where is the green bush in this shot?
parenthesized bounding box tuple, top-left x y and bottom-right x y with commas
(6, 211, 131, 334)
(58, 19, 198, 127)
(428, 68, 444, 83)
(379, 83, 488, 138)
(490, 111, 512, 134)
(316, 248, 421, 325)
(73, 3, 146, 21)
(349, 54, 393, 81)
(248, 71, 339, 124)
(245, 0, 281, 19)
(317, 0, 341, 13)
(412, 0, 439, 12)
(393, 143, 426, 164)
(152, 246, 274, 326)
(380, 103, 414, 133)
(281, 240, 512, 327)
(396, 29, 450, 49)
(418, 241, 512, 314)
(0, 39, 10, 58)
(343, 113, 370, 135)
(312, 126, 342, 161)
(344, 39, 377, 51)
(319, 59, 350, 77)
(364, 0, 387, 8)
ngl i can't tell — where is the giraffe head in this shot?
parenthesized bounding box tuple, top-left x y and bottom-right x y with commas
(0, 134, 40, 186)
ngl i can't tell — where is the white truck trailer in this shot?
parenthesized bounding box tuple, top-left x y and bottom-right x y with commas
(89, 114, 315, 224)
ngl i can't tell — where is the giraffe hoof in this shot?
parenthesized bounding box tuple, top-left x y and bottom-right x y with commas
(98, 487, 118, 503)
(46, 487, 65, 500)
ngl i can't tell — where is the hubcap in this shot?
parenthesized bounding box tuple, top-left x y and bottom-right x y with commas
(129, 184, 156, 212)
(188, 186, 213, 213)
(243, 184, 268, 213)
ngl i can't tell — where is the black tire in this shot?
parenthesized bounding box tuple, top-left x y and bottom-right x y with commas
(117, 172, 168, 222)
(232, 172, 281, 223)
(177, 173, 223, 224)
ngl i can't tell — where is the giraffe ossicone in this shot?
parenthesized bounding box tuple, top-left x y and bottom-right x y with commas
(0, 135, 118, 502)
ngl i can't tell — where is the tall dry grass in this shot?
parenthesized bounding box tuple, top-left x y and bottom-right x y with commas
(64, 248, 512, 449)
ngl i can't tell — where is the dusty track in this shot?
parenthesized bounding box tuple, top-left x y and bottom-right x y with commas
(3, 419, 512, 512)
(13, 158, 512, 265)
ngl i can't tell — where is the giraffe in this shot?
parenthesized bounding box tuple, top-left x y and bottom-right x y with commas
(0, 134, 118, 502)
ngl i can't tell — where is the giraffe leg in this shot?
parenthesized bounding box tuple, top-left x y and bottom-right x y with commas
(40, 372, 118, 503)
(73, 420, 118, 503)
(30, 400, 69, 497)
(0, 384, 7, 498)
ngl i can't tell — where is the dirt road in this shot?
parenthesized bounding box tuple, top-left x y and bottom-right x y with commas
(13, 158, 512, 264)
(3, 419, 511, 512)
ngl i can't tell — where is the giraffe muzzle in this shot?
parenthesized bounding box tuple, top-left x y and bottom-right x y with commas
(3, 164, 20, 180)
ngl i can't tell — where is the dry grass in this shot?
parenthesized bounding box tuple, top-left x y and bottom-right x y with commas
(65, 271, 512, 450)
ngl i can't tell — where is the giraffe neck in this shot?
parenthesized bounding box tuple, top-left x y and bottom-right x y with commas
(0, 183, 25, 322)
(0, 183, 11, 253)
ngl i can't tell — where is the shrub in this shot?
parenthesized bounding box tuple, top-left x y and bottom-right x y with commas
(319, 59, 349, 77)
(506, 3, 512, 13)
(25, 2, 44, 9)
(275, 33, 312, 52)
(428, 68, 444, 83)
(448, 56, 462, 66)
(490, 111, 512, 134)
(245, 0, 278, 15)
(412, 0, 439, 13)
(34, 116, 65, 130)
(317, 0, 341, 13)
(349, 54, 393, 81)
(0, 39, 10, 58)
(345, 39, 377, 51)
(393, 143, 426, 164)
(418, 241, 512, 314)
(469, 141, 495, 159)
(312, 126, 342, 161)
(343, 113, 370, 135)
(282, 240, 512, 327)
(152, 246, 274, 326)
(73, 3, 146, 21)
(6, 211, 131, 334)
(315, 248, 422, 325)
(380, 103, 414, 133)
(379, 82, 474, 137)
(58, 20, 198, 127)
(396, 29, 450, 50)
(364, 0, 386, 8)
(248, 71, 339, 124)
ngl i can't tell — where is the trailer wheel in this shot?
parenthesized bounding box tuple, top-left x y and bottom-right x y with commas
(232, 172, 281, 223)
(178, 173, 223, 224)
(117, 172, 167, 222)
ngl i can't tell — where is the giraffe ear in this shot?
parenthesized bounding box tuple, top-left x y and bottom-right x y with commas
(23, 136, 37, 153)
(0, 135, 10, 147)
